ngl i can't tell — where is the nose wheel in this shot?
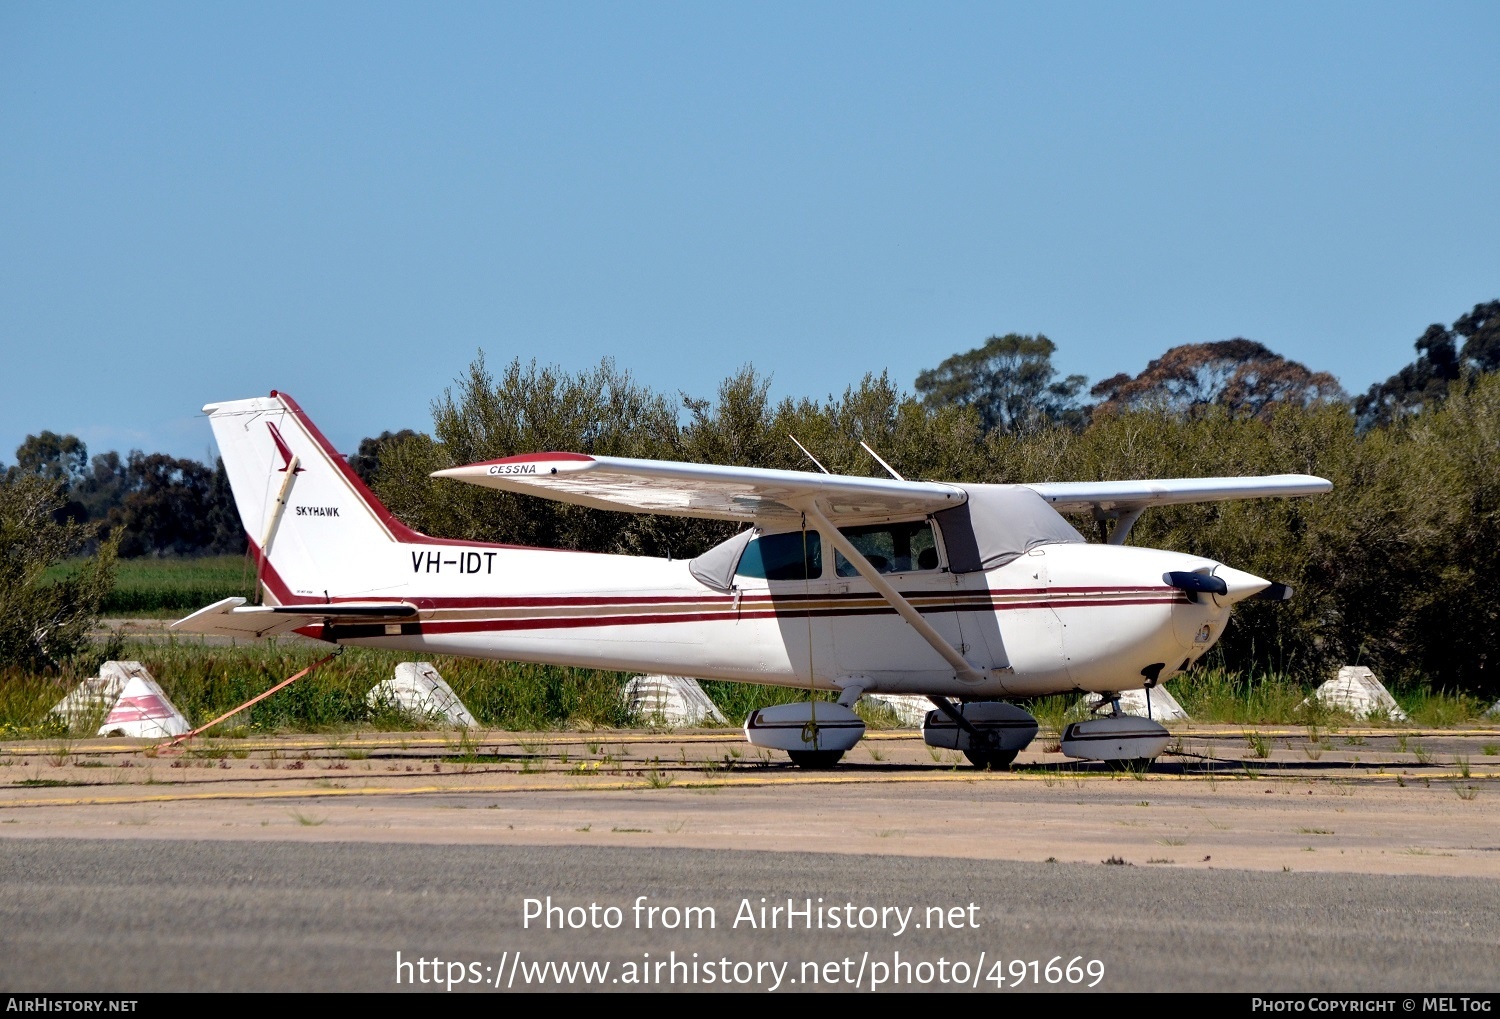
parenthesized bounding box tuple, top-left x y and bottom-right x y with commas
(787, 750, 845, 769)
(962, 748, 1019, 770)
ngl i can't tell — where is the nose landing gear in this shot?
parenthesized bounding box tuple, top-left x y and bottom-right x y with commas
(1059, 694, 1170, 770)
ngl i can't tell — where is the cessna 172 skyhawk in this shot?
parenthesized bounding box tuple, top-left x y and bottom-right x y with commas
(175, 392, 1330, 769)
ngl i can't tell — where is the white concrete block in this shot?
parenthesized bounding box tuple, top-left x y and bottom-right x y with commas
(1310, 666, 1409, 721)
(53, 662, 191, 738)
(862, 694, 932, 728)
(1073, 684, 1191, 722)
(1116, 685, 1192, 722)
(622, 675, 727, 727)
(367, 662, 479, 728)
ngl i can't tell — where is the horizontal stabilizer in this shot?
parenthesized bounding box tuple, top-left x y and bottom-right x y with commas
(172, 597, 417, 639)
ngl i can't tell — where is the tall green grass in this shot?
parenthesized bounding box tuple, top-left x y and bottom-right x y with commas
(135, 641, 636, 733)
(0, 640, 636, 735)
(698, 679, 836, 724)
(3, 638, 1493, 737)
(1030, 668, 1493, 728)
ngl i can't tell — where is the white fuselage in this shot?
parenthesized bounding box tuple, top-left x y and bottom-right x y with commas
(273, 537, 1228, 699)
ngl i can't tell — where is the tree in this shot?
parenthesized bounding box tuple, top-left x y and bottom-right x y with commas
(1454, 300, 1500, 374)
(914, 334, 1088, 434)
(73, 450, 128, 531)
(1358, 300, 1500, 429)
(0, 472, 117, 669)
(205, 457, 246, 554)
(374, 354, 690, 556)
(1091, 339, 1344, 420)
(349, 430, 420, 487)
(13, 431, 88, 485)
(108, 452, 221, 557)
(11, 432, 90, 525)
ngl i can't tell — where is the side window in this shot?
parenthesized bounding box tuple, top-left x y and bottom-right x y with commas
(735, 530, 822, 581)
(835, 520, 939, 576)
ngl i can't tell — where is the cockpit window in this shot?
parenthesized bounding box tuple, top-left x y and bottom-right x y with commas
(734, 530, 823, 581)
(834, 520, 938, 576)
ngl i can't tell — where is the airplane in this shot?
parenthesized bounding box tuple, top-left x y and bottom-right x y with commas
(174, 391, 1331, 770)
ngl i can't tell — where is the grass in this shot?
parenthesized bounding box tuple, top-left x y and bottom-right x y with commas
(1, 639, 643, 735)
(45, 555, 257, 615)
(697, 680, 835, 723)
(1170, 667, 1321, 724)
(6, 587, 1500, 737)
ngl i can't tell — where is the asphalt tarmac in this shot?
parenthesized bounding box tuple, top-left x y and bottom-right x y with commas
(2, 837, 1497, 992)
(4, 727, 1499, 993)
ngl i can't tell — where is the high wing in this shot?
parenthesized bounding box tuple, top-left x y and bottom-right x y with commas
(431, 453, 966, 525)
(171, 597, 418, 639)
(436, 453, 1331, 526)
(1024, 475, 1333, 514)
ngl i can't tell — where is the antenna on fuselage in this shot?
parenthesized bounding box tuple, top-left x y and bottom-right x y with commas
(859, 441, 905, 481)
(788, 434, 830, 474)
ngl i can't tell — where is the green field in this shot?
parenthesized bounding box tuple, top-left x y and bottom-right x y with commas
(45, 555, 256, 615)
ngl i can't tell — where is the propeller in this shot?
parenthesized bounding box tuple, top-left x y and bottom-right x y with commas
(1163, 572, 1227, 600)
(1248, 581, 1294, 602)
(1164, 569, 1292, 605)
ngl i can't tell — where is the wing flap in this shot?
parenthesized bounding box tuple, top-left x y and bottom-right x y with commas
(432, 453, 966, 524)
(1024, 474, 1332, 513)
(171, 597, 418, 639)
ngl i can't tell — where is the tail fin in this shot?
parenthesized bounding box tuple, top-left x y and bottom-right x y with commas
(208, 391, 419, 604)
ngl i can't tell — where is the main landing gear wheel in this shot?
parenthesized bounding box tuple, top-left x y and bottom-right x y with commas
(788, 750, 845, 769)
(1105, 757, 1153, 774)
(963, 748, 1019, 771)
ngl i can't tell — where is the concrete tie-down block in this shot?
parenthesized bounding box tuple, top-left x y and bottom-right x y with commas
(52, 662, 192, 738)
(862, 694, 934, 728)
(367, 662, 479, 728)
(622, 675, 727, 727)
(1308, 666, 1409, 721)
(1072, 685, 1191, 722)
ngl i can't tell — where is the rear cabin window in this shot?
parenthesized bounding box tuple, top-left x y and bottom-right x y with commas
(835, 520, 939, 576)
(735, 531, 822, 581)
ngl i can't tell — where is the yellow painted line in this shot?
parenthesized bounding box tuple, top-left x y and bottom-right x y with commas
(3, 768, 1494, 809)
(0, 729, 928, 757)
(1186, 728, 1500, 738)
(3, 726, 1494, 758)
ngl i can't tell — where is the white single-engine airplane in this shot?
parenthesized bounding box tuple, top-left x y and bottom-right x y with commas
(176, 391, 1331, 769)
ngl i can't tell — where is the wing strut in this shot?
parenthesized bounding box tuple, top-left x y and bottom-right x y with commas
(799, 502, 986, 685)
(1102, 506, 1146, 545)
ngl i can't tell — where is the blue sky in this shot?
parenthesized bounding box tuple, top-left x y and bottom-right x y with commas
(3, 2, 1497, 465)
